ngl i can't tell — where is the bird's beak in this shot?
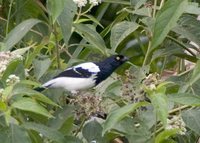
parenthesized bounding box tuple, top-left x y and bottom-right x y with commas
(122, 56, 129, 62)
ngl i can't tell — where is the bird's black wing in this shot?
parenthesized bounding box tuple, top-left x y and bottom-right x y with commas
(54, 67, 93, 78)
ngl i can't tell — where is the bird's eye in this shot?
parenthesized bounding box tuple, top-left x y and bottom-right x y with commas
(116, 56, 120, 60)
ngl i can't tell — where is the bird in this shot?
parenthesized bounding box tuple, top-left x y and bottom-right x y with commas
(35, 55, 128, 93)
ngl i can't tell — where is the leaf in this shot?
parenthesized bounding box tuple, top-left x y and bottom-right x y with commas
(3, 19, 41, 51)
(11, 45, 33, 56)
(2, 59, 21, 82)
(23, 122, 66, 143)
(182, 108, 200, 135)
(150, 93, 168, 126)
(48, 106, 74, 135)
(185, 2, 200, 15)
(168, 93, 200, 106)
(74, 23, 106, 54)
(57, 0, 77, 45)
(12, 84, 57, 106)
(110, 21, 139, 52)
(151, 0, 187, 51)
(47, 0, 65, 23)
(12, 98, 53, 118)
(172, 15, 200, 48)
(33, 57, 51, 80)
(179, 60, 200, 93)
(155, 129, 179, 143)
(0, 124, 32, 143)
(102, 102, 148, 135)
(82, 119, 103, 142)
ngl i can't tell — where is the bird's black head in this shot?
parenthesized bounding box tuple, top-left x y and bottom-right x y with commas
(109, 55, 128, 67)
(95, 55, 128, 85)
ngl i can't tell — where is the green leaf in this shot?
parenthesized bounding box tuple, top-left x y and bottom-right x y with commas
(173, 15, 200, 48)
(82, 119, 103, 142)
(2, 59, 21, 82)
(48, 106, 74, 135)
(151, 0, 187, 51)
(110, 21, 139, 52)
(11, 45, 33, 56)
(0, 101, 7, 111)
(33, 57, 51, 80)
(102, 102, 148, 135)
(3, 19, 41, 51)
(0, 124, 32, 143)
(185, 2, 200, 15)
(23, 122, 66, 143)
(150, 93, 168, 126)
(168, 93, 200, 106)
(12, 98, 53, 118)
(155, 129, 179, 143)
(12, 84, 57, 106)
(47, 0, 65, 23)
(180, 60, 200, 93)
(74, 23, 106, 54)
(57, 0, 77, 45)
(182, 108, 200, 135)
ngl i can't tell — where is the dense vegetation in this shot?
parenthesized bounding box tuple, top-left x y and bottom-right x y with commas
(0, 0, 200, 142)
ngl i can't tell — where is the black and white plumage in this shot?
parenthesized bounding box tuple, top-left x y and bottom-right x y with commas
(37, 55, 128, 93)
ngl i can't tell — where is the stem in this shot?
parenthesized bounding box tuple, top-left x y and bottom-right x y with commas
(142, 41, 152, 66)
(53, 24, 60, 69)
(167, 36, 196, 56)
(159, 0, 165, 9)
(153, 0, 158, 18)
(6, 0, 14, 36)
(169, 105, 190, 114)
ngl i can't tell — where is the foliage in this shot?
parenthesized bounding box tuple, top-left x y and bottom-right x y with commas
(0, 0, 200, 142)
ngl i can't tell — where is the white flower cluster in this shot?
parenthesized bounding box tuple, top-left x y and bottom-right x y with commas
(0, 51, 23, 76)
(166, 116, 187, 135)
(6, 74, 20, 85)
(73, 0, 101, 7)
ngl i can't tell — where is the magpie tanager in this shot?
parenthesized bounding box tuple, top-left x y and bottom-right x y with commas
(35, 55, 128, 93)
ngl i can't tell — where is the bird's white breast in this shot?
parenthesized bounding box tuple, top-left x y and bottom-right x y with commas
(42, 77, 96, 92)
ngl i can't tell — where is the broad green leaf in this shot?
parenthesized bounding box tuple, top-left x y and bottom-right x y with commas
(48, 106, 74, 135)
(110, 21, 139, 52)
(82, 120, 103, 142)
(151, 0, 187, 51)
(11, 45, 34, 56)
(23, 122, 66, 143)
(179, 60, 200, 93)
(102, 102, 148, 135)
(57, 0, 76, 45)
(150, 93, 168, 126)
(0, 124, 32, 143)
(33, 58, 51, 80)
(47, 0, 65, 23)
(74, 23, 106, 54)
(12, 98, 53, 118)
(173, 15, 200, 48)
(2, 59, 21, 82)
(155, 129, 179, 143)
(182, 108, 200, 135)
(131, 0, 148, 9)
(185, 2, 200, 15)
(169, 93, 200, 106)
(12, 85, 57, 106)
(4, 19, 41, 51)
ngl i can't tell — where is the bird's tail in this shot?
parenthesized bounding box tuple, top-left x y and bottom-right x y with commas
(34, 87, 46, 92)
